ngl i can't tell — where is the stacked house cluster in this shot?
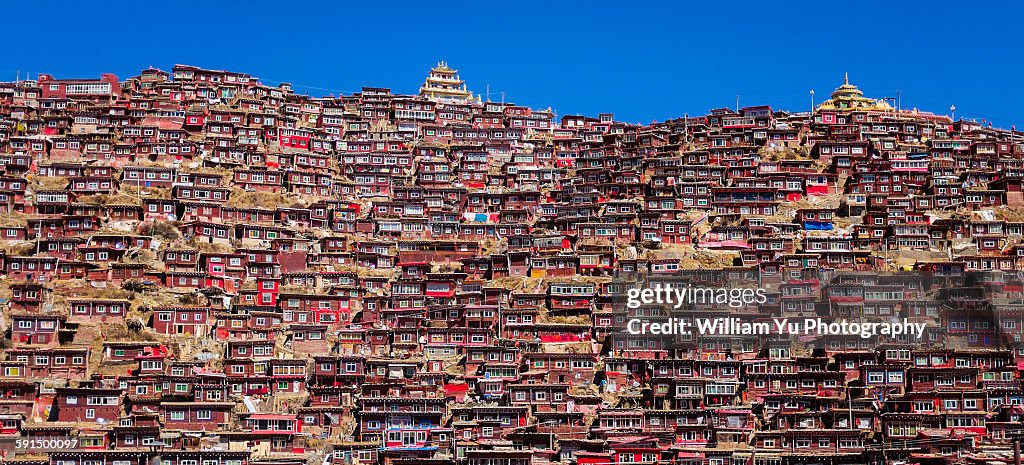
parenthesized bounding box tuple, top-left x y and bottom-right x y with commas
(1, 64, 1024, 465)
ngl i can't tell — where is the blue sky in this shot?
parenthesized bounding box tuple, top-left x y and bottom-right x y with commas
(3, 0, 1021, 128)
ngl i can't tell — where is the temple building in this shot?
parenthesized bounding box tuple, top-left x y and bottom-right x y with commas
(816, 73, 893, 112)
(419, 61, 479, 104)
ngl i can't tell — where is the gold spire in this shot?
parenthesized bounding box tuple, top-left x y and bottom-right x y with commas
(844, 72, 849, 85)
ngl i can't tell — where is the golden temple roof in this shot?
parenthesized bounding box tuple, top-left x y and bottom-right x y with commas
(432, 61, 456, 74)
(420, 61, 477, 103)
(816, 73, 893, 112)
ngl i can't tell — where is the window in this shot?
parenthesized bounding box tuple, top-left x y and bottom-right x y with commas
(839, 439, 860, 449)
